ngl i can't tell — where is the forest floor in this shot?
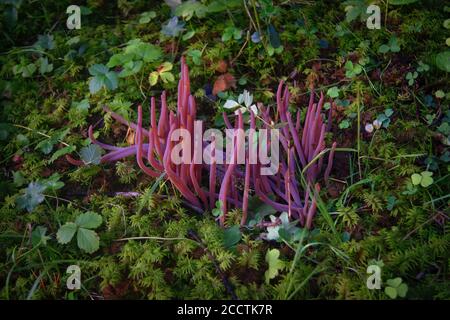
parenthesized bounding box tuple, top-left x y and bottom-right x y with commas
(0, 0, 448, 299)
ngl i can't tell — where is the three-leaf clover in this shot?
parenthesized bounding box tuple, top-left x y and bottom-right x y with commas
(222, 26, 242, 42)
(344, 60, 362, 78)
(88, 64, 118, 94)
(212, 200, 224, 218)
(107, 39, 163, 78)
(411, 171, 434, 187)
(149, 62, 175, 86)
(57, 211, 102, 253)
(417, 61, 430, 73)
(187, 49, 202, 65)
(406, 71, 418, 86)
(385, 277, 408, 299)
(378, 36, 400, 54)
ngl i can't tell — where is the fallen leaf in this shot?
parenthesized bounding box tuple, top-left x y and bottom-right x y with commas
(126, 127, 135, 145)
(216, 60, 228, 73)
(213, 73, 236, 95)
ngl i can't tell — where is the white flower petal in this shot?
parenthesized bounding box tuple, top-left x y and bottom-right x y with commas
(243, 90, 253, 107)
(223, 99, 240, 109)
(234, 106, 247, 115)
(373, 119, 382, 129)
(238, 94, 244, 104)
(249, 104, 258, 115)
(365, 123, 374, 133)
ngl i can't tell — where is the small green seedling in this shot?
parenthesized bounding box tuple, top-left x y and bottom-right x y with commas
(222, 26, 242, 42)
(411, 171, 434, 187)
(385, 277, 408, 299)
(406, 71, 418, 86)
(212, 200, 224, 218)
(378, 37, 400, 54)
(344, 60, 362, 78)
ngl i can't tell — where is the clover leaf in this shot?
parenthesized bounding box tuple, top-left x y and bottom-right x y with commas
(411, 171, 433, 188)
(88, 64, 118, 94)
(149, 62, 175, 86)
(378, 36, 400, 54)
(57, 212, 102, 253)
(327, 86, 340, 98)
(385, 277, 408, 299)
(222, 26, 242, 42)
(265, 249, 284, 284)
(345, 60, 362, 78)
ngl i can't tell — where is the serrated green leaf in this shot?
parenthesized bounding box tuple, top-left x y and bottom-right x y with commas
(77, 228, 100, 253)
(160, 71, 174, 83)
(149, 71, 159, 86)
(88, 64, 109, 76)
(80, 144, 103, 165)
(139, 11, 156, 24)
(16, 182, 46, 212)
(327, 86, 340, 98)
(75, 211, 102, 229)
(56, 222, 77, 244)
(159, 62, 173, 73)
(89, 77, 103, 94)
(35, 139, 54, 154)
(104, 71, 118, 90)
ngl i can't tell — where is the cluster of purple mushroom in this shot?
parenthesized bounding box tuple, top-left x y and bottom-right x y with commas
(68, 57, 336, 229)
